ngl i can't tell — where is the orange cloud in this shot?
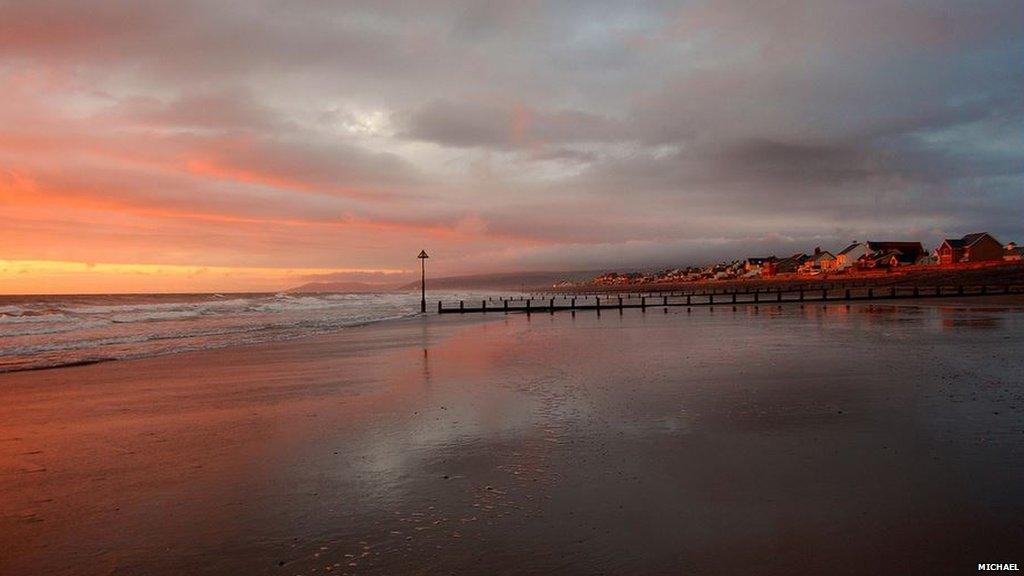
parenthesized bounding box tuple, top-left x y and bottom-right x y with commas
(183, 155, 384, 202)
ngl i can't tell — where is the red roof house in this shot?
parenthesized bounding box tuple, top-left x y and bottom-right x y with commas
(937, 232, 1003, 265)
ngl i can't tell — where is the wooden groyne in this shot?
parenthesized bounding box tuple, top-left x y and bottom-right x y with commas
(437, 284, 1024, 314)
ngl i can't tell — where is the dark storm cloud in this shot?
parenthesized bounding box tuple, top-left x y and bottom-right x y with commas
(706, 140, 880, 188)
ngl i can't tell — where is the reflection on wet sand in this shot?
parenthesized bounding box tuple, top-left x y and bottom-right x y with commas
(1, 303, 1023, 575)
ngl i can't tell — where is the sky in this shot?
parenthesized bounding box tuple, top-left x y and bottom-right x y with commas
(1, 0, 1022, 293)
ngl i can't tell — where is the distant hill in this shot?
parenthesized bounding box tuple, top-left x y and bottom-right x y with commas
(395, 270, 601, 291)
(288, 281, 401, 294)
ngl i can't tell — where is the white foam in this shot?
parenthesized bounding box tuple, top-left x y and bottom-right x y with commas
(0, 291, 438, 373)
(0, 312, 70, 324)
(0, 291, 473, 372)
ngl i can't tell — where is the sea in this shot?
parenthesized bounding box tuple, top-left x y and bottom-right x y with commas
(0, 291, 500, 372)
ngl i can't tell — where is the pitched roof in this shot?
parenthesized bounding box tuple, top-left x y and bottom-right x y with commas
(862, 249, 915, 265)
(864, 249, 895, 261)
(837, 242, 864, 256)
(859, 248, 917, 265)
(962, 232, 989, 246)
(774, 253, 808, 271)
(943, 232, 998, 249)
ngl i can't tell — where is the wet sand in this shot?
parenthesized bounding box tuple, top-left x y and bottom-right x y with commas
(2, 301, 1023, 575)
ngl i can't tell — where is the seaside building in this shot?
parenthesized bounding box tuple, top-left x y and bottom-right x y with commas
(852, 241, 925, 270)
(798, 247, 836, 274)
(744, 257, 775, 271)
(1006, 242, 1023, 262)
(866, 241, 925, 262)
(837, 241, 924, 270)
(857, 250, 908, 269)
(743, 257, 776, 277)
(764, 253, 808, 276)
(937, 232, 1004, 265)
(835, 242, 871, 269)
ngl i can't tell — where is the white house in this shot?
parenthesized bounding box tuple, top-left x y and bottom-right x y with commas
(835, 242, 871, 270)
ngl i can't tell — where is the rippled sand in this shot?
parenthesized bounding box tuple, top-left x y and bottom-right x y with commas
(2, 301, 1023, 575)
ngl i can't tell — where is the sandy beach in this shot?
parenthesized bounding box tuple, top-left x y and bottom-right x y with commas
(2, 301, 1023, 575)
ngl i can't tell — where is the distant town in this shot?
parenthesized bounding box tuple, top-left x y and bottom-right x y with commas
(564, 232, 1024, 288)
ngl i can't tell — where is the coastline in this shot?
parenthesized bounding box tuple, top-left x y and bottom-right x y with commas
(553, 262, 1024, 294)
(3, 301, 1024, 575)
(9, 292, 1024, 375)
(0, 291, 497, 374)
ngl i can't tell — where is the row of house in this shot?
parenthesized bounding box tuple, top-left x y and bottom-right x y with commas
(579, 232, 1022, 288)
(746, 232, 1021, 277)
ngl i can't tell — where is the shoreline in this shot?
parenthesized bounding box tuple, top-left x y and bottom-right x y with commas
(0, 310, 495, 376)
(3, 300, 1023, 575)
(7, 294, 1024, 375)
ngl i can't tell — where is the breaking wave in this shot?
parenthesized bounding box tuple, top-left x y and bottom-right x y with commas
(0, 291, 487, 373)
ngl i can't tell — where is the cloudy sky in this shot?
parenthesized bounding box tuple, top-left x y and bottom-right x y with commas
(1, 0, 1022, 292)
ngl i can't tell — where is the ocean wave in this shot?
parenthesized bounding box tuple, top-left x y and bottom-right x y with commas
(0, 319, 110, 337)
(0, 311, 72, 324)
(0, 292, 439, 373)
(248, 295, 380, 313)
(65, 298, 253, 316)
(109, 310, 207, 323)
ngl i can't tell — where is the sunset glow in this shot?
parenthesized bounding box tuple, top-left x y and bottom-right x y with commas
(1, 1, 1022, 293)
(0, 259, 406, 294)
(2, 4, 1024, 575)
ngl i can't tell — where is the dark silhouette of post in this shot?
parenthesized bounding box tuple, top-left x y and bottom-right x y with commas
(417, 250, 429, 313)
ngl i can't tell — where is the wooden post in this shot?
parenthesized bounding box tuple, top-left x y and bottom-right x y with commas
(550, 297, 555, 311)
(822, 289, 828, 301)
(777, 291, 782, 302)
(526, 299, 531, 313)
(686, 295, 691, 305)
(459, 300, 464, 312)
(663, 296, 668, 306)
(754, 291, 759, 303)
(709, 293, 714, 305)
(641, 296, 646, 310)
(799, 289, 804, 301)
(731, 293, 737, 304)
(596, 297, 600, 310)
(438, 300, 442, 313)
(504, 299, 509, 312)
(618, 296, 623, 310)
(482, 299, 487, 311)
(571, 298, 576, 309)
